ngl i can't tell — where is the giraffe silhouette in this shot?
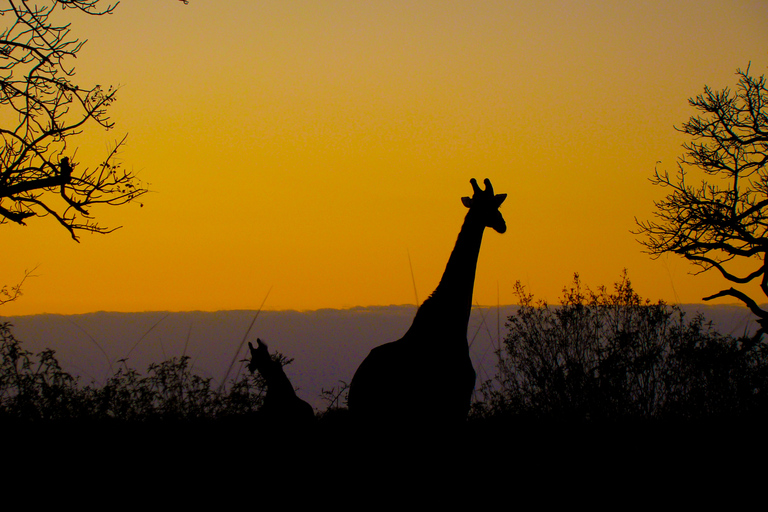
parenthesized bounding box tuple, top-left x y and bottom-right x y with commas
(247, 338, 315, 425)
(348, 178, 507, 426)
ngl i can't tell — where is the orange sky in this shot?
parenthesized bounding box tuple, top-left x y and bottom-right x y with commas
(3, 0, 768, 315)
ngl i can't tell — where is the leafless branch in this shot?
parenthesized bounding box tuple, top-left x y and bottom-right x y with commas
(0, 0, 147, 240)
(635, 66, 768, 335)
(0, 265, 38, 306)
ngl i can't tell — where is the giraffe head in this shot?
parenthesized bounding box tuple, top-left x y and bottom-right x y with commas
(461, 178, 507, 233)
(247, 338, 271, 374)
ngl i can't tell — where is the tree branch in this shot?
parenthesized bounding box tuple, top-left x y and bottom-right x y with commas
(702, 287, 768, 321)
(0, 2, 147, 239)
(638, 66, 768, 339)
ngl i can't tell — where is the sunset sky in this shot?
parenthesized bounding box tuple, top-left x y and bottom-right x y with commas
(2, 0, 768, 316)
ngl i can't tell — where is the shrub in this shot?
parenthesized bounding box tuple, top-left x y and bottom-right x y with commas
(0, 322, 85, 420)
(474, 272, 768, 423)
(0, 321, 275, 423)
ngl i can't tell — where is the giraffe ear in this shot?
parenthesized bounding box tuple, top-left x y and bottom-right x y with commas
(461, 196, 472, 208)
(495, 194, 507, 207)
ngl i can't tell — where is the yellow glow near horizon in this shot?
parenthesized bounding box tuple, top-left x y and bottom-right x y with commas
(2, 1, 768, 315)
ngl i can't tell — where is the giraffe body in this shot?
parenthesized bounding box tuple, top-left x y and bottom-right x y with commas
(348, 178, 507, 426)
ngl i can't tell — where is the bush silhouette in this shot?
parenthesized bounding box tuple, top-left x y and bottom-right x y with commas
(0, 322, 85, 421)
(0, 321, 275, 424)
(3, 271, 766, 435)
(473, 272, 768, 424)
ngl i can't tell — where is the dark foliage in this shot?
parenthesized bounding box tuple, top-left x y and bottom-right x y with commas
(4, 268, 766, 434)
(473, 272, 768, 424)
(0, 321, 281, 424)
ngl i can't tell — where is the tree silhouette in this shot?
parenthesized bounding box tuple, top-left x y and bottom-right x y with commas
(636, 65, 768, 342)
(0, 0, 149, 241)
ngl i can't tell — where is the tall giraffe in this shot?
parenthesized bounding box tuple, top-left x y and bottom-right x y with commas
(247, 338, 315, 425)
(348, 178, 507, 426)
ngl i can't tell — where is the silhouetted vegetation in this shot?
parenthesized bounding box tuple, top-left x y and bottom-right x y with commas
(636, 65, 768, 340)
(0, 321, 277, 424)
(0, 0, 149, 239)
(472, 273, 768, 425)
(3, 274, 766, 433)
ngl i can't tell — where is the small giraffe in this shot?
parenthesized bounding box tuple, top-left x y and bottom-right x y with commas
(247, 338, 315, 425)
(348, 178, 507, 426)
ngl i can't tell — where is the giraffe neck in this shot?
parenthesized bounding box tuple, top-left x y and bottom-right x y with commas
(411, 209, 486, 334)
(263, 361, 297, 398)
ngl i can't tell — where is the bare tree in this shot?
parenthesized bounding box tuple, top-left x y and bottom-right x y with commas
(0, 0, 146, 241)
(636, 65, 768, 341)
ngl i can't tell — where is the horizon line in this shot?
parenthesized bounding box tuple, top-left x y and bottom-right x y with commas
(1, 301, 761, 318)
